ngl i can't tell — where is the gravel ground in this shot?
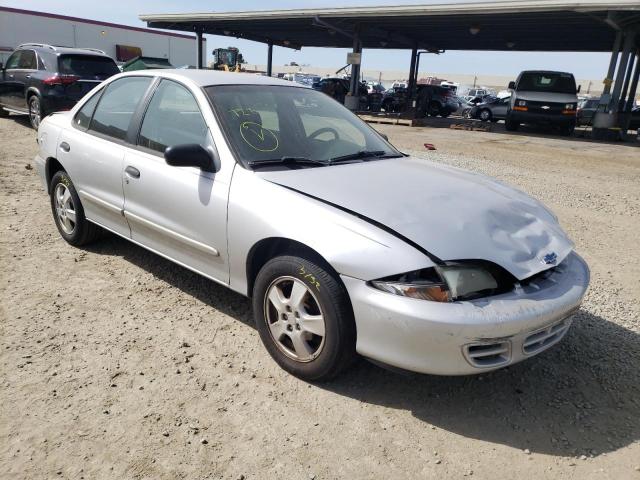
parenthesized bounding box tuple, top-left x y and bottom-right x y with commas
(1, 114, 639, 479)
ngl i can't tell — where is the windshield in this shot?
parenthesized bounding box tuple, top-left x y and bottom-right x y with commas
(517, 72, 576, 94)
(58, 55, 119, 80)
(205, 85, 399, 166)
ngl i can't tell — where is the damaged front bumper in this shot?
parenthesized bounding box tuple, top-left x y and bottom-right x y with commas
(342, 251, 590, 375)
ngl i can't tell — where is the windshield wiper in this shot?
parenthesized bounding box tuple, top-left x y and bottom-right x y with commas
(329, 150, 396, 164)
(248, 157, 329, 169)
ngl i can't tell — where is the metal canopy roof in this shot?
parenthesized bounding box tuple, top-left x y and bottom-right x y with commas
(140, 0, 640, 52)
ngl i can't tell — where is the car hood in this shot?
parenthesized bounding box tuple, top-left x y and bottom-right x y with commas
(259, 157, 573, 280)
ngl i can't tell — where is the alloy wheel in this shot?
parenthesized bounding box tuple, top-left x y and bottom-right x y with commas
(54, 183, 77, 234)
(29, 96, 41, 129)
(264, 276, 326, 362)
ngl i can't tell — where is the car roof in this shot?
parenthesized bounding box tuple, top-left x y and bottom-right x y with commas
(117, 69, 298, 88)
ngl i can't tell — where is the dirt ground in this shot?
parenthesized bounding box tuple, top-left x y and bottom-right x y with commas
(1, 114, 639, 480)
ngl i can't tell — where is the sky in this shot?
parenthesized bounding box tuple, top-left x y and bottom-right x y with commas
(4, 0, 611, 80)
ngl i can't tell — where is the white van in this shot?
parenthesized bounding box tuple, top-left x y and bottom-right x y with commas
(506, 70, 580, 135)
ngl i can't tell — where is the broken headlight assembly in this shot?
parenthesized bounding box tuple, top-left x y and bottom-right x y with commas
(369, 262, 513, 302)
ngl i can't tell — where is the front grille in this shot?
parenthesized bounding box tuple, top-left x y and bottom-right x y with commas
(464, 341, 511, 368)
(523, 317, 573, 355)
(525, 100, 565, 115)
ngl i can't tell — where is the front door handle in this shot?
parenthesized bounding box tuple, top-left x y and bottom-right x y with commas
(25, 74, 31, 79)
(60, 142, 70, 152)
(125, 166, 140, 179)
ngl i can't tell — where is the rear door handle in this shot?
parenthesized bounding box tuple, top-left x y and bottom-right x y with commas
(125, 166, 140, 178)
(60, 142, 70, 152)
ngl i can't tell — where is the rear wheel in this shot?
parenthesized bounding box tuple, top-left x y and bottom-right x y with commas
(560, 125, 575, 136)
(28, 95, 43, 129)
(253, 255, 356, 381)
(50, 171, 103, 246)
(427, 101, 442, 117)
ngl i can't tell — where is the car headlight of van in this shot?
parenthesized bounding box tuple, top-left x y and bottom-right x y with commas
(517, 100, 527, 106)
(370, 264, 500, 302)
(564, 103, 576, 110)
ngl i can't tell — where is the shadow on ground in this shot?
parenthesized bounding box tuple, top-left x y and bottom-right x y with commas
(87, 235, 640, 458)
(406, 115, 640, 148)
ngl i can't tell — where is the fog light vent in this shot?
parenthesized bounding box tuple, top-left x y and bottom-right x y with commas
(464, 341, 511, 368)
(523, 318, 572, 355)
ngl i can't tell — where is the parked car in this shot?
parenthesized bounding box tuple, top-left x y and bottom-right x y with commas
(314, 77, 369, 109)
(416, 84, 461, 117)
(469, 95, 511, 122)
(0, 43, 119, 129)
(366, 82, 385, 94)
(629, 107, 640, 131)
(576, 98, 600, 126)
(34, 70, 589, 381)
(381, 86, 409, 112)
(505, 70, 580, 136)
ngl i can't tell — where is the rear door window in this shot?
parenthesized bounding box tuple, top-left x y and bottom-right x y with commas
(89, 77, 152, 141)
(58, 55, 120, 80)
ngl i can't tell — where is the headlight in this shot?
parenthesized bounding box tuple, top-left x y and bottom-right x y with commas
(370, 264, 501, 302)
(564, 103, 576, 110)
(517, 100, 527, 106)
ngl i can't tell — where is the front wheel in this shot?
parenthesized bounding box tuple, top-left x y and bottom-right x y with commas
(50, 171, 103, 246)
(505, 115, 519, 131)
(479, 109, 492, 122)
(253, 255, 356, 381)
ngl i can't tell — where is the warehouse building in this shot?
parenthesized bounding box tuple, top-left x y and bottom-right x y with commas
(0, 6, 204, 67)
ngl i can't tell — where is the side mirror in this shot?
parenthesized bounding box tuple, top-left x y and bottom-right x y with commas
(508, 81, 516, 90)
(164, 144, 218, 172)
(576, 85, 581, 93)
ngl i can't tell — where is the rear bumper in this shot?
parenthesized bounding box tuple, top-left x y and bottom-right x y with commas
(343, 251, 590, 375)
(509, 111, 576, 127)
(34, 154, 47, 190)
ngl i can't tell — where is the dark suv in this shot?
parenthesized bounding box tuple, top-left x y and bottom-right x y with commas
(0, 43, 119, 129)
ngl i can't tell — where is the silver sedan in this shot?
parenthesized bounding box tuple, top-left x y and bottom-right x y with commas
(34, 70, 589, 380)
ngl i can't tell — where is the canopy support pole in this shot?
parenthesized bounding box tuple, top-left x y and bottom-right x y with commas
(196, 28, 204, 69)
(267, 42, 273, 77)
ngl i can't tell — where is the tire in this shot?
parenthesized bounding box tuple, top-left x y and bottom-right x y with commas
(427, 101, 441, 117)
(479, 109, 492, 122)
(560, 125, 575, 136)
(253, 254, 357, 381)
(28, 95, 43, 130)
(505, 115, 519, 131)
(50, 171, 103, 246)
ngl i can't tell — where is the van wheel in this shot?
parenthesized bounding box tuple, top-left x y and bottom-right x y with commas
(50, 171, 103, 246)
(505, 116, 519, 131)
(560, 126, 575, 136)
(253, 255, 357, 381)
